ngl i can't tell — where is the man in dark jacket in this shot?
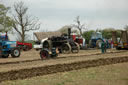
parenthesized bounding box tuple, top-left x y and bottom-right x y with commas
(101, 42, 107, 53)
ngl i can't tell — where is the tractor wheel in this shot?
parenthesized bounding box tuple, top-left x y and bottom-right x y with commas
(116, 47, 121, 50)
(71, 42, 80, 53)
(2, 53, 9, 58)
(11, 48, 20, 58)
(96, 40, 103, 48)
(43, 40, 52, 49)
(40, 49, 50, 59)
(61, 43, 71, 54)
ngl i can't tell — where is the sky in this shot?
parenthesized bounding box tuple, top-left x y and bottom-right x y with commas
(0, 0, 128, 40)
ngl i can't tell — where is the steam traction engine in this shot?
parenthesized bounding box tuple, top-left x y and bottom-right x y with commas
(40, 28, 80, 59)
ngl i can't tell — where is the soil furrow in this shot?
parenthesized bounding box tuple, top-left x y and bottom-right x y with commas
(0, 56, 128, 82)
(0, 50, 126, 65)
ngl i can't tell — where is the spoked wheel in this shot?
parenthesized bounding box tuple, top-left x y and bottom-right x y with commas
(71, 42, 80, 53)
(11, 48, 21, 58)
(43, 40, 52, 49)
(40, 49, 50, 59)
(61, 43, 71, 54)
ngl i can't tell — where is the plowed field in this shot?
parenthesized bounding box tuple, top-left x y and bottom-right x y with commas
(0, 49, 128, 83)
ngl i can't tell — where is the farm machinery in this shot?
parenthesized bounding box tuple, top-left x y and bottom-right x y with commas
(34, 28, 80, 59)
(112, 31, 128, 50)
(89, 32, 109, 48)
(0, 33, 20, 58)
(17, 41, 32, 51)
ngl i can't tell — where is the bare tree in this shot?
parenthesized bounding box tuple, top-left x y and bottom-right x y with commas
(12, 2, 40, 42)
(72, 16, 86, 36)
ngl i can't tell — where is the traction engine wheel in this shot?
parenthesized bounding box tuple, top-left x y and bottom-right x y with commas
(40, 49, 50, 59)
(43, 40, 52, 49)
(71, 42, 80, 53)
(61, 43, 71, 54)
(11, 48, 20, 58)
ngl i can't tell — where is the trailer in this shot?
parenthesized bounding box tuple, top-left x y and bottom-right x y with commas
(112, 31, 128, 50)
(17, 41, 32, 51)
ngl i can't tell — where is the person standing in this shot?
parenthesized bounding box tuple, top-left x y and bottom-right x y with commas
(101, 41, 107, 53)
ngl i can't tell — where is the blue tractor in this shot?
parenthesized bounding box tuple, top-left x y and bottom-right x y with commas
(89, 32, 104, 48)
(0, 33, 21, 58)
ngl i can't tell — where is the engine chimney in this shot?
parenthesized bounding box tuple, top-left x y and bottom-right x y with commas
(68, 28, 71, 39)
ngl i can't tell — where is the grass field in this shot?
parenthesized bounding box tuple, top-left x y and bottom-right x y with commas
(1, 62, 128, 85)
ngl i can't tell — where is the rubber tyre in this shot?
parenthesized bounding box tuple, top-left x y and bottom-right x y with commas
(71, 42, 80, 53)
(96, 40, 103, 48)
(2, 53, 9, 58)
(11, 48, 20, 58)
(36, 49, 40, 51)
(40, 50, 50, 59)
(61, 43, 71, 54)
(116, 47, 121, 50)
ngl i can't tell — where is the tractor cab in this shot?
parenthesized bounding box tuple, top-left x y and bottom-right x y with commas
(91, 32, 103, 40)
(89, 32, 104, 48)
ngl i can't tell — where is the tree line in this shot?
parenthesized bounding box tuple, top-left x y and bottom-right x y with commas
(82, 28, 122, 44)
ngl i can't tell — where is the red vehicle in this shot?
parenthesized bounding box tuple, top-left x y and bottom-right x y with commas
(16, 41, 32, 51)
(71, 33, 85, 49)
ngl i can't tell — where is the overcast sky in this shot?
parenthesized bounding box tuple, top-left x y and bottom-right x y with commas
(1, 0, 128, 31)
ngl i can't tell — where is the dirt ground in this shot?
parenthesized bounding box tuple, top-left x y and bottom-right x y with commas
(0, 48, 128, 83)
(1, 62, 128, 85)
(0, 49, 127, 72)
(0, 48, 120, 63)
